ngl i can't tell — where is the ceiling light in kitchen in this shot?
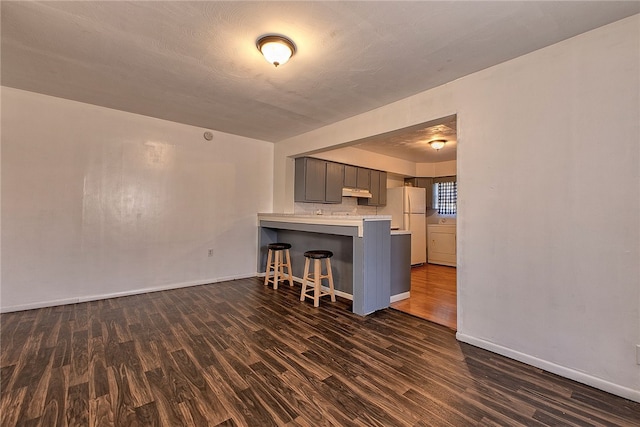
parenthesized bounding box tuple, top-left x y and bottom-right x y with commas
(256, 35, 296, 67)
(429, 140, 446, 150)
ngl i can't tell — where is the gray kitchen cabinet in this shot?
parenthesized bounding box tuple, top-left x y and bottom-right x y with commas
(390, 232, 411, 298)
(344, 165, 357, 188)
(363, 170, 380, 205)
(325, 161, 345, 203)
(419, 177, 434, 209)
(356, 167, 370, 190)
(345, 165, 371, 190)
(359, 170, 387, 206)
(295, 157, 343, 203)
(378, 171, 387, 205)
(295, 157, 325, 202)
(297, 157, 388, 205)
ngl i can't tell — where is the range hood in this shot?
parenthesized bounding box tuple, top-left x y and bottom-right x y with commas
(342, 187, 373, 198)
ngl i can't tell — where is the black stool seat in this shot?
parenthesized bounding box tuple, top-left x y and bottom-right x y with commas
(268, 242, 292, 250)
(304, 250, 333, 259)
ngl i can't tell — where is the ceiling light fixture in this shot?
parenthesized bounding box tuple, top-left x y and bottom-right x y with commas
(256, 35, 296, 67)
(429, 139, 446, 150)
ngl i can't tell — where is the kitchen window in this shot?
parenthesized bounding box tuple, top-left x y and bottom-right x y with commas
(434, 181, 457, 215)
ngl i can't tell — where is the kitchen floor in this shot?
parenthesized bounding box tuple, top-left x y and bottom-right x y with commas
(390, 263, 457, 330)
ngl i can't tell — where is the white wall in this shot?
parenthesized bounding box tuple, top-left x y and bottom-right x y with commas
(314, 148, 457, 179)
(416, 160, 457, 177)
(386, 174, 405, 188)
(312, 146, 417, 176)
(1, 87, 273, 312)
(273, 16, 640, 401)
(455, 16, 639, 401)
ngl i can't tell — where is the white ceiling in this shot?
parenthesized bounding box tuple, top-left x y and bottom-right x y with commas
(352, 115, 458, 163)
(2, 1, 639, 162)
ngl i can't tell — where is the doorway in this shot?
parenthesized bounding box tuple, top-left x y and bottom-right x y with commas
(389, 116, 458, 330)
(390, 263, 457, 330)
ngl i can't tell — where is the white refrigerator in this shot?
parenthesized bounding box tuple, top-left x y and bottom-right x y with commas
(379, 187, 427, 265)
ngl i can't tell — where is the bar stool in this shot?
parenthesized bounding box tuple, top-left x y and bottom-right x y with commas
(300, 250, 336, 307)
(264, 243, 294, 290)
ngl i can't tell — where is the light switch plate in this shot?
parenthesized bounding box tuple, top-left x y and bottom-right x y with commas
(637, 345, 640, 365)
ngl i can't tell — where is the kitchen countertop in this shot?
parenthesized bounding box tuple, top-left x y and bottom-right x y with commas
(258, 213, 391, 221)
(258, 213, 391, 237)
(258, 213, 392, 315)
(391, 230, 411, 235)
(259, 213, 393, 239)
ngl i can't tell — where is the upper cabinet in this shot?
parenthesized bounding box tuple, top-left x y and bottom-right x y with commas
(356, 167, 370, 190)
(344, 165, 371, 190)
(296, 157, 324, 202)
(295, 157, 344, 203)
(344, 165, 357, 188)
(325, 161, 345, 203)
(359, 170, 387, 207)
(378, 171, 388, 206)
(295, 157, 386, 206)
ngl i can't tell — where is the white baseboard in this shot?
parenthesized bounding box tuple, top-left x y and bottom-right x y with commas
(390, 291, 410, 303)
(2, 272, 356, 313)
(260, 273, 354, 301)
(456, 332, 640, 403)
(0, 273, 257, 313)
(2, 295, 84, 313)
(329, 288, 353, 301)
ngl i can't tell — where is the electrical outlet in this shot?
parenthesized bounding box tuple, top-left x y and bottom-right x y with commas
(636, 345, 640, 365)
(208, 249, 214, 257)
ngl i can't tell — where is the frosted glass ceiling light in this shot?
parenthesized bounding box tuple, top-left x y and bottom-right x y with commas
(257, 35, 296, 67)
(429, 140, 446, 150)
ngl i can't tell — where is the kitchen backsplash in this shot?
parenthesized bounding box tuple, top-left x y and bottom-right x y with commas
(294, 197, 379, 216)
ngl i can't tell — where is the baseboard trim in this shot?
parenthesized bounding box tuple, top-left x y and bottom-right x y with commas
(328, 288, 353, 301)
(456, 332, 640, 403)
(2, 272, 358, 313)
(390, 291, 410, 303)
(260, 274, 355, 301)
(0, 273, 257, 313)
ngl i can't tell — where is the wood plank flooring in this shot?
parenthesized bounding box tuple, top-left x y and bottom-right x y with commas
(391, 263, 457, 330)
(2, 277, 639, 426)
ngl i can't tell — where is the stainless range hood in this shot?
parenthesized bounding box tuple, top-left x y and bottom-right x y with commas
(342, 187, 373, 198)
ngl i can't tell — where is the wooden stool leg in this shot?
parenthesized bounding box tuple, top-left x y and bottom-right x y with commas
(326, 258, 336, 302)
(284, 249, 294, 287)
(273, 250, 280, 290)
(313, 259, 321, 307)
(279, 251, 285, 285)
(264, 249, 272, 287)
(301, 258, 310, 301)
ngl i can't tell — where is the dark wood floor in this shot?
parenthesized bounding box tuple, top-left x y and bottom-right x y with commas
(2, 278, 639, 426)
(391, 263, 457, 330)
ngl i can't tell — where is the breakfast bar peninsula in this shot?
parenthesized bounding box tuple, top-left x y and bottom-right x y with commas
(257, 214, 391, 315)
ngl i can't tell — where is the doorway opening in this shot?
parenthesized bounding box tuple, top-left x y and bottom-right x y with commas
(389, 116, 458, 330)
(390, 263, 457, 330)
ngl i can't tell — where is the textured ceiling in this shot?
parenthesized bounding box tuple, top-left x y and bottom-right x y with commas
(2, 1, 639, 162)
(352, 116, 458, 163)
